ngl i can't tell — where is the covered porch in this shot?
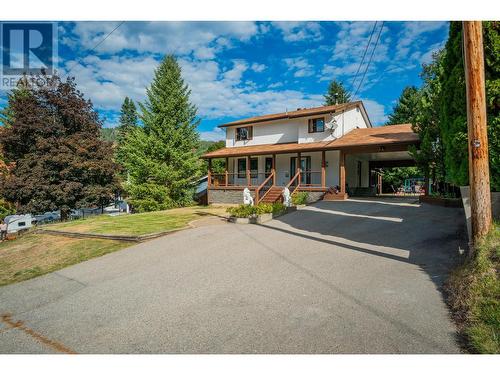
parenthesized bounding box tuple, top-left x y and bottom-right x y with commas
(202, 124, 420, 204)
(206, 150, 343, 204)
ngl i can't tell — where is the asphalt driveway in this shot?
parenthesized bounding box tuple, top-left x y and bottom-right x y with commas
(0, 198, 465, 353)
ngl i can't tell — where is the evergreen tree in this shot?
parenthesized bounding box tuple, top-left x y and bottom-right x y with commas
(409, 50, 447, 193)
(117, 97, 138, 141)
(386, 86, 419, 125)
(439, 21, 499, 190)
(0, 75, 120, 219)
(324, 80, 351, 105)
(119, 55, 202, 212)
(203, 140, 226, 174)
(439, 22, 469, 187)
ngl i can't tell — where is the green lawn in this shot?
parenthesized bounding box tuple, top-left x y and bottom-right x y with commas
(0, 233, 127, 286)
(0, 205, 229, 286)
(446, 222, 500, 353)
(45, 206, 228, 236)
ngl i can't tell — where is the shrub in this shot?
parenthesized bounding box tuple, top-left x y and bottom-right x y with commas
(445, 223, 500, 353)
(292, 192, 309, 205)
(226, 202, 287, 218)
(226, 204, 256, 218)
(271, 202, 286, 215)
(0, 199, 15, 220)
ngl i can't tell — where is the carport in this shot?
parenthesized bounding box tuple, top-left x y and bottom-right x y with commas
(334, 125, 420, 197)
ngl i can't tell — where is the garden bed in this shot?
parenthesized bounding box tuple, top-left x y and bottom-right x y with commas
(228, 206, 297, 224)
(226, 202, 298, 224)
(419, 195, 463, 207)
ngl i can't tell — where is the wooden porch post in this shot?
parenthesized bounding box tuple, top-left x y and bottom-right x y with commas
(225, 157, 229, 187)
(297, 152, 302, 186)
(321, 150, 326, 188)
(246, 155, 251, 187)
(272, 154, 276, 185)
(207, 158, 212, 188)
(378, 173, 383, 195)
(339, 151, 346, 194)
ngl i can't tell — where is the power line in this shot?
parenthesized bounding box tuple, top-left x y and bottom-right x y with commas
(66, 21, 125, 76)
(349, 21, 377, 95)
(353, 21, 385, 99)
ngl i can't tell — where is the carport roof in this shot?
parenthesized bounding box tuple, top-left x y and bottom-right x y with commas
(202, 124, 419, 158)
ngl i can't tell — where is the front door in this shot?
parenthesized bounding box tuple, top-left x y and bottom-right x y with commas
(265, 157, 273, 178)
(290, 156, 311, 185)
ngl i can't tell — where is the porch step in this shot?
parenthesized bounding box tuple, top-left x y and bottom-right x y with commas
(323, 187, 348, 201)
(259, 187, 283, 203)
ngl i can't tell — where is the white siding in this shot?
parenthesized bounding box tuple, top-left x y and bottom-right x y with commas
(298, 106, 368, 143)
(225, 106, 370, 148)
(225, 119, 300, 147)
(345, 154, 370, 188)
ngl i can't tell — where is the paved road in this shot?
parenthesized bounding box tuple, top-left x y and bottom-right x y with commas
(0, 198, 465, 353)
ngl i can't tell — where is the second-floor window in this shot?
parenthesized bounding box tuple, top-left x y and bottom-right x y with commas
(235, 126, 253, 141)
(308, 117, 325, 133)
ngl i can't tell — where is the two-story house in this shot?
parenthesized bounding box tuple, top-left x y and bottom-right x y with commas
(202, 101, 420, 204)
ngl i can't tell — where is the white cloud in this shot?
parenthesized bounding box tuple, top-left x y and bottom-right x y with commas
(333, 22, 390, 64)
(284, 57, 314, 77)
(250, 63, 266, 73)
(224, 60, 249, 82)
(50, 21, 449, 133)
(199, 127, 225, 141)
(395, 21, 448, 60)
(62, 55, 158, 109)
(179, 58, 323, 120)
(412, 41, 446, 65)
(64, 21, 259, 57)
(362, 99, 387, 126)
(268, 82, 283, 89)
(272, 22, 323, 42)
(321, 22, 391, 95)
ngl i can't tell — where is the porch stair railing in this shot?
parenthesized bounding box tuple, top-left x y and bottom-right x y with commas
(286, 169, 301, 195)
(255, 171, 275, 205)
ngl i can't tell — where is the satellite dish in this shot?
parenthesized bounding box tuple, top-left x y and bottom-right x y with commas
(325, 114, 338, 136)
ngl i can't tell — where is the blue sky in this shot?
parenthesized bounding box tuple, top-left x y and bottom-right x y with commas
(1, 21, 449, 140)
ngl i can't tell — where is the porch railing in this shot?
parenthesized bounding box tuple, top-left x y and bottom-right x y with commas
(286, 169, 301, 195)
(255, 171, 275, 205)
(208, 172, 274, 188)
(299, 170, 324, 188)
(208, 170, 326, 189)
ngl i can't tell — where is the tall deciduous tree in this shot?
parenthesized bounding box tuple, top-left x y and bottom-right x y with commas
(0, 75, 120, 219)
(324, 80, 351, 105)
(117, 97, 138, 141)
(386, 86, 419, 125)
(119, 55, 202, 212)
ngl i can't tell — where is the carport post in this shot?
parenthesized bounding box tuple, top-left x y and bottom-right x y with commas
(321, 150, 326, 188)
(339, 150, 346, 194)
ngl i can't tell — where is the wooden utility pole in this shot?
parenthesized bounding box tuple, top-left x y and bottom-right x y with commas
(463, 21, 492, 247)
